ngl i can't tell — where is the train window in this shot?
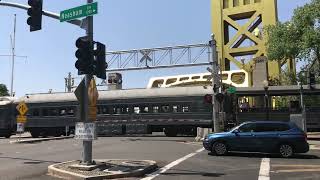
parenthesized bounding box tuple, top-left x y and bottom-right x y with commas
(48, 109, 59, 116)
(162, 105, 170, 113)
(121, 106, 130, 114)
(32, 109, 40, 116)
(42, 109, 48, 116)
(113, 107, 122, 114)
(59, 108, 67, 116)
(67, 108, 75, 115)
(152, 106, 159, 113)
(141, 106, 149, 113)
(179, 77, 189, 81)
(173, 105, 179, 113)
(98, 106, 109, 114)
(134, 107, 140, 114)
(182, 106, 190, 112)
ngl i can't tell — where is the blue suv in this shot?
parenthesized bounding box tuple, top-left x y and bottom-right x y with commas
(203, 121, 309, 158)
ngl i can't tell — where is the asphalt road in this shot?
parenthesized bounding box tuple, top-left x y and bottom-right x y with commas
(0, 135, 320, 180)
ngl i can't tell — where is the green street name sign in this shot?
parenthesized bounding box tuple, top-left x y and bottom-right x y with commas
(60, 2, 98, 22)
(227, 86, 236, 94)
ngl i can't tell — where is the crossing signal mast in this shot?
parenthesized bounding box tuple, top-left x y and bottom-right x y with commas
(75, 36, 107, 80)
(27, 0, 43, 32)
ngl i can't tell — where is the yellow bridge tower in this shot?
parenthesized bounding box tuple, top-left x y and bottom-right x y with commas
(211, 0, 294, 84)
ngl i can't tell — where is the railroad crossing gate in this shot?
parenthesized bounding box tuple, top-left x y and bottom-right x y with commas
(211, 0, 296, 83)
(16, 101, 28, 123)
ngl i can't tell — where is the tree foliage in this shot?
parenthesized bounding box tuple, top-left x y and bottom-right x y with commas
(265, 0, 320, 69)
(0, 84, 9, 96)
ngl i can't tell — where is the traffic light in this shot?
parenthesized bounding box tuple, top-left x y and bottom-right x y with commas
(93, 42, 107, 79)
(215, 93, 224, 103)
(309, 72, 316, 89)
(204, 94, 212, 103)
(75, 36, 93, 75)
(27, 0, 43, 32)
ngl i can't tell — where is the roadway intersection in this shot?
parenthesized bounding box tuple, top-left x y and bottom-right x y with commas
(0, 135, 319, 180)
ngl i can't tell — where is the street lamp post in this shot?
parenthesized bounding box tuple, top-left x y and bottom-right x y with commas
(263, 80, 269, 121)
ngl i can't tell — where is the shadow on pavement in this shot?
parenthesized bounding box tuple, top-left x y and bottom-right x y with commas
(0, 156, 61, 164)
(208, 152, 319, 159)
(161, 169, 224, 177)
(122, 138, 191, 143)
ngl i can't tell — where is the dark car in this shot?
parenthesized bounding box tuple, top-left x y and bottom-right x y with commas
(203, 121, 309, 158)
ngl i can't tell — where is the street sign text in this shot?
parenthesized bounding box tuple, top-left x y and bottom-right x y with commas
(60, 2, 98, 22)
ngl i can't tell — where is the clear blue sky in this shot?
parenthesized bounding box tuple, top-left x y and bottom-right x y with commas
(0, 0, 311, 96)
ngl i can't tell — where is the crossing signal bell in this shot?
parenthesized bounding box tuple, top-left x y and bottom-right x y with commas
(27, 0, 43, 32)
(75, 36, 92, 75)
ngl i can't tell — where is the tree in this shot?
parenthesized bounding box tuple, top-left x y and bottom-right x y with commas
(293, 0, 320, 69)
(265, 22, 301, 62)
(265, 0, 320, 70)
(0, 84, 9, 96)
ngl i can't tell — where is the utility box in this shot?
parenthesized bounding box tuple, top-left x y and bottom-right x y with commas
(108, 73, 122, 90)
(290, 114, 306, 132)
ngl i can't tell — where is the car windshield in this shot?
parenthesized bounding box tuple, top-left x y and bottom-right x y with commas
(229, 124, 241, 132)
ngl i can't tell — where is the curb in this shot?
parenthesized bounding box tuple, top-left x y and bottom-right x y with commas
(48, 159, 158, 180)
(9, 136, 74, 144)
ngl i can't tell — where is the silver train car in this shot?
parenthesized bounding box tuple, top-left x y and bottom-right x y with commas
(11, 86, 213, 137)
(0, 97, 17, 138)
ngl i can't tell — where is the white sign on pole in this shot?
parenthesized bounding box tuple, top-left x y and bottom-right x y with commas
(17, 123, 24, 133)
(75, 122, 97, 140)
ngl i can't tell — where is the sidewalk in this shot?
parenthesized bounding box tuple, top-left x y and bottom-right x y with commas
(48, 159, 157, 180)
(307, 132, 320, 140)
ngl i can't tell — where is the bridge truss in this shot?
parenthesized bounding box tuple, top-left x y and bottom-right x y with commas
(106, 44, 211, 72)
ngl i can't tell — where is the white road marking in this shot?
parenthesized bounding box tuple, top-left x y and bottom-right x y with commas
(258, 158, 270, 180)
(140, 148, 204, 180)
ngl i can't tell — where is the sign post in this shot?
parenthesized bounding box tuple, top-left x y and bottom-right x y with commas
(70, 0, 97, 166)
(16, 101, 28, 141)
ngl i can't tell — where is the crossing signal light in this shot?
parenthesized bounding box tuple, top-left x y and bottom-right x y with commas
(204, 94, 212, 103)
(93, 42, 107, 79)
(75, 36, 93, 75)
(309, 72, 316, 89)
(27, 0, 43, 32)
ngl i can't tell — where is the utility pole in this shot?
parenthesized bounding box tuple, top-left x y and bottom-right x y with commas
(209, 34, 219, 132)
(10, 14, 16, 96)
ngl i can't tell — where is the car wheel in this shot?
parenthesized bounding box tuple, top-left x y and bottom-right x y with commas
(4, 134, 11, 139)
(279, 144, 293, 158)
(212, 142, 228, 156)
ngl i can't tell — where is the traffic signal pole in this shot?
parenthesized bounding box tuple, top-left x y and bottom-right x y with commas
(210, 34, 219, 133)
(82, 0, 94, 165)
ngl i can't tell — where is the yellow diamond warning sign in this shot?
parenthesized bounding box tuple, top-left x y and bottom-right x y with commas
(16, 101, 28, 116)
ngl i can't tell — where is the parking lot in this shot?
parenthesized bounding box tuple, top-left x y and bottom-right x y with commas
(0, 134, 319, 180)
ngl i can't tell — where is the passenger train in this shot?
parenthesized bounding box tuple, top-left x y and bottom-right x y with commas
(0, 86, 213, 138)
